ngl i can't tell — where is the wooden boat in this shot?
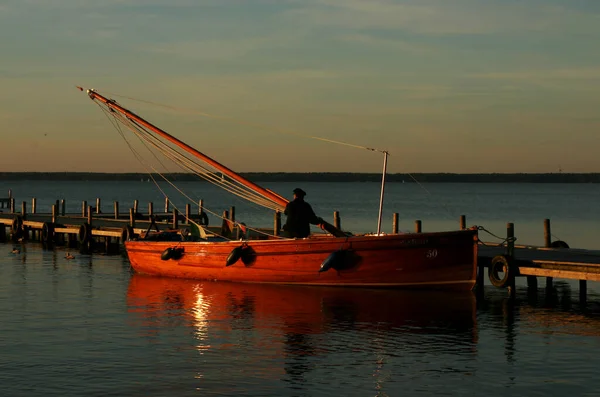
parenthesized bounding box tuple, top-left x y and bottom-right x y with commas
(78, 87, 478, 289)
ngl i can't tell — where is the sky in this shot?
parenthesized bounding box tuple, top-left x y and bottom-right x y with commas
(1, 0, 599, 174)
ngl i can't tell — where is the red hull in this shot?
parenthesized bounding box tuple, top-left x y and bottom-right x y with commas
(125, 229, 478, 290)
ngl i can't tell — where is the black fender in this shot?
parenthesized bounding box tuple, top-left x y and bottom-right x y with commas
(550, 240, 569, 249)
(78, 223, 92, 244)
(199, 212, 209, 226)
(161, 247, 184, 261)
(121, 225, 135, 242)
(41, 222, 55, 243)
(488, 254, 515, 288)
(11, 216, 23, 235)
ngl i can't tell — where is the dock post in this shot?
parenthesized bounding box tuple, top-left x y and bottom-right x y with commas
(392, 213, 398, 234)
(544, 218, 552, 247)
(96, 198, 101, 214)
(10, 198, 15, 213)
(61, 199, 66, 216)
(186, 204, 191, 224)
(230, 206, 236, 222)
(133, 200, 139, 215)
(580, 280, 587, 305)
(129, 208, 135, 228)
(507, 222, 516, 299)
(164, 198, 170, 214)
(172, 208, 179, 230)
(543, 219, 553, 289)
(82, 201, 87, 217)
(274, 211, 281, 236)
(52, 204, 57, 224)
(199, 199, 204, 215)
(32, 198, 37, 214)
(220, 210, 229, 237)
(114, 201, 119, 220)
(460, 215, 466, 230)
(21, 201, 27, 219)
(415, 220, 422, 233)
(148, 202, 153, 218)
(8, 189, 12, 199)
(87, 206, 93, 225)
(334, 211, 341, 229)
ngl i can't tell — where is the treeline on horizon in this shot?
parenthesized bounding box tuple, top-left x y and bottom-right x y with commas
(0, 172, 599, 183)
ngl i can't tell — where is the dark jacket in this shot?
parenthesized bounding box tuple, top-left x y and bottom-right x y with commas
(283, 198, 321, 238)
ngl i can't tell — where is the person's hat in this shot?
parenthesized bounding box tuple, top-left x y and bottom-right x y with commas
(293, 188, 306, 197)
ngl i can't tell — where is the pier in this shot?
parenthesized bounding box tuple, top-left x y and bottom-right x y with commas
(1, 192, 600, 301)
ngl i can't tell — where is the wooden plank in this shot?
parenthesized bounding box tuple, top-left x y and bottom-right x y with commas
(518, 267, 600, 282)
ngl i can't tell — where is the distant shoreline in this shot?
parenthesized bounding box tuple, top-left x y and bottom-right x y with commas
(1, 172, 599, 183)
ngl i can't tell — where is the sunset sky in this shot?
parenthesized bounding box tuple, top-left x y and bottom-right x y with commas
(1, 0, 599, 174)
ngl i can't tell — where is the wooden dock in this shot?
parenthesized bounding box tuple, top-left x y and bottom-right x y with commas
(1, 192, 600, 301)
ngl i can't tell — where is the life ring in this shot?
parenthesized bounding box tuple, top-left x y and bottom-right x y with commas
(199, 212, 209, 226)
(488, 254, 515, 288)
(78, 223, 92, 244)
(11, 216, 23, 235)
(41, 222, 55, 243)
(550, 240, 569, 249)
(121, 225, 135, 242)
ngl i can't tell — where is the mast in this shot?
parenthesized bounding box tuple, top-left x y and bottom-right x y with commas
(81, 87, 289, 208)
(376, 151, 389, 235)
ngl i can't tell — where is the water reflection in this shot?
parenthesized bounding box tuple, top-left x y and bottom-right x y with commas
(126, 275, 478, 391)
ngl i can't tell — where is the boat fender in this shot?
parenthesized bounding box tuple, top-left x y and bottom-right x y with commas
(11, 216, 23, 235)
(121, 225, 135, 242)
(161, 247, 184, 261)
(319, 250, 346, 273)
(78, 223, 92, 244)
(41, 222, 55, 243)
(199, 212, 209, 226)
(550, 240, 570, 249)
(226, 245, 245, 266)
(488, 254, 514, 288)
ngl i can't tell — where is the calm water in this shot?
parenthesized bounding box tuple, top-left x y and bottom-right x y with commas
(2, 181, 600, 396)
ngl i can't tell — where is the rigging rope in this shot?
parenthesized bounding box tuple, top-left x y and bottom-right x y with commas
(99, 90, 387, 154)
(94, 101, 292, 240)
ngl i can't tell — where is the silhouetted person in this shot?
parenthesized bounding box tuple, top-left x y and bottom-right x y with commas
(283, 188, 323, 238)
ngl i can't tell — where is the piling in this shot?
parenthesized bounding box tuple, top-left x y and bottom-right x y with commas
(333, 211, 341, 229)
(32, 198, 37, 214)
(82, 201, 87, 217)
(148, 202, 153, 217)
(274, 211, 281, 237)
(186, 204, 191, 223)
(96, 198, 101, 214)
(133, 200, 139, 215)
(21, 201, 26, 219)
(164, 198, 170, 213)
(460, 215, 466, 230)
(114, 201, 119, 220)
(506, 223, 516, 299)
(392, 213, 398, 234)
(230, 206, 236, 222)
(415, 220, 422, 233)
(172, 209, 179, 230)
(87, 206, 93, 225)
(61, 199, 66, 216)
(543, 219, 553, 290)
(129, 208, 135, 228)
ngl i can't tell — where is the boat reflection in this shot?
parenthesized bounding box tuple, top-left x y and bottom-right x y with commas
(127, 275, 478, 390)
(127, 274, 477, 343)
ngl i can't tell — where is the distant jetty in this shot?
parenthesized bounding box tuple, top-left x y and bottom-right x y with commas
(0, 172, 599, 183)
